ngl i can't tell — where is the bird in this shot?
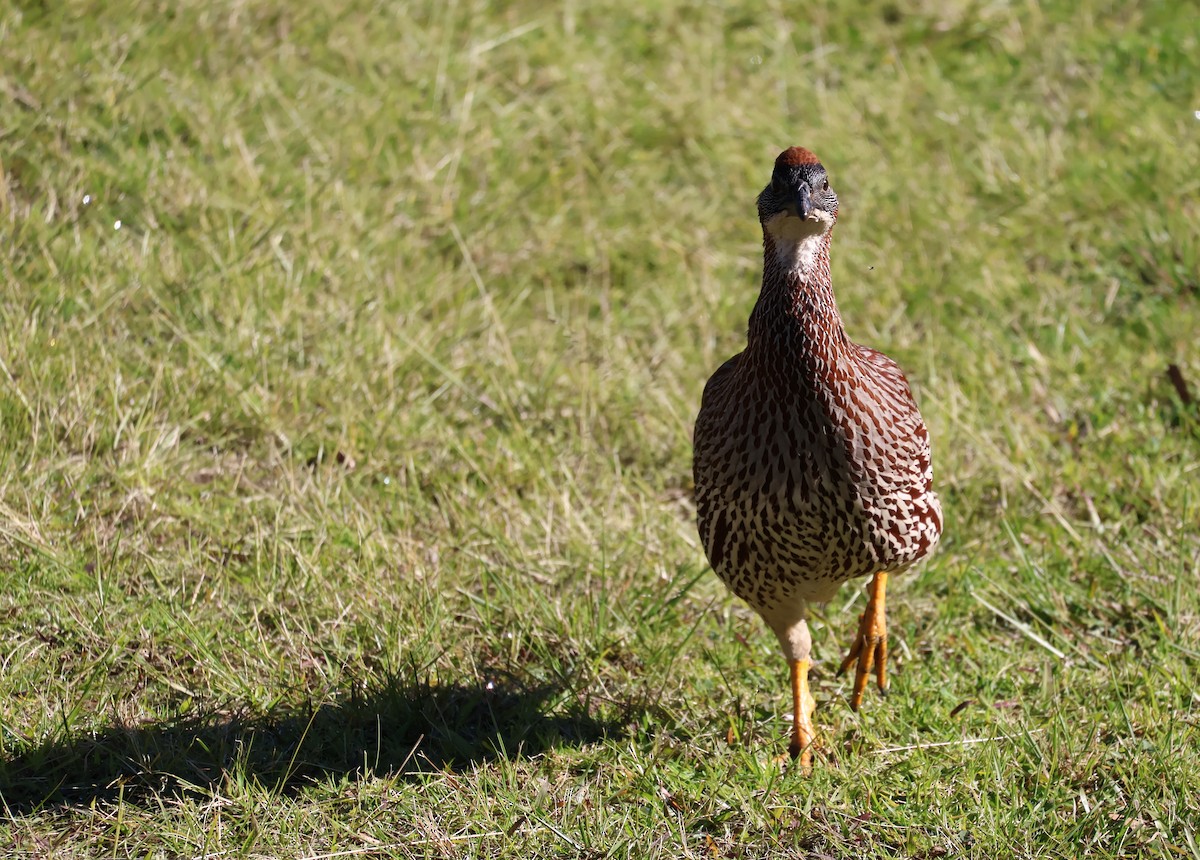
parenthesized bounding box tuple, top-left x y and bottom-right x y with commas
(692, 146, 942, 768)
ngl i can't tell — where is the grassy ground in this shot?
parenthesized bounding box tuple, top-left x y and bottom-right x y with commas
(1, 0, 1198, 856)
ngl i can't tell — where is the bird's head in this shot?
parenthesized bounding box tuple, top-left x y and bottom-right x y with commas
(757, 147, 838, 243)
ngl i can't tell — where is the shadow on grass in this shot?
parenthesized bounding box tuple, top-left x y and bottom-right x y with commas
(0, 670, 630, 814)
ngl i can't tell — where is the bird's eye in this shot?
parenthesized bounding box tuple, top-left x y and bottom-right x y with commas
(822, 180, 830, 192)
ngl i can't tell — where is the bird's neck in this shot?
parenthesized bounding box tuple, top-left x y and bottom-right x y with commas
(746, 228, 851, 375)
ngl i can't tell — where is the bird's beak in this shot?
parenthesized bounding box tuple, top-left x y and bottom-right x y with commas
(794, 183, 814, 221)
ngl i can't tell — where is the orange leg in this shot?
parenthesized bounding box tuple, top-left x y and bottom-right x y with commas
(787, 659, 817, 771)
(837, 571, 889, 711)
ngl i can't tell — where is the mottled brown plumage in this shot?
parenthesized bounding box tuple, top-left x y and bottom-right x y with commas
(693, 147, 942, 767)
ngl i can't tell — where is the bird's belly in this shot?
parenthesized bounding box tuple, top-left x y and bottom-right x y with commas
(700, 459, 938, 610)
(699, 470, 865, 610)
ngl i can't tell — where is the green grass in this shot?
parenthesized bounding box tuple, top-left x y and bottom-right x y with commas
(1, 0, 1198, 856)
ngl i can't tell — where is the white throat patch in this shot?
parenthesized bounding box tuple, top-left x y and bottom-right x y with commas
(765, 211, 833, 276)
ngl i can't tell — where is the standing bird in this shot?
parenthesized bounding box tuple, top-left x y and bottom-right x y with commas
(693, 147, 942, 768)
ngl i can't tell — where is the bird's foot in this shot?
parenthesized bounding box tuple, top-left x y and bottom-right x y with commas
(837, 571, 889, 711)
(787, 659, 818, 773)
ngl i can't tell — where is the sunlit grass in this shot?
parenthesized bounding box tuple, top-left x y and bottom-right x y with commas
(1, 0, 1198, 856)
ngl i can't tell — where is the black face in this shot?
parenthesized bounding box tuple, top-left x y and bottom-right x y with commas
(757, 162, 838, 223)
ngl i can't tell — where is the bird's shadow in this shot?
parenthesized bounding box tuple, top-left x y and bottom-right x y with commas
(0, 669, 631, 816)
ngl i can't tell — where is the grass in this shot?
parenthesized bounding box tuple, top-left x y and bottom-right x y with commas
(1, 0, 1198, 856)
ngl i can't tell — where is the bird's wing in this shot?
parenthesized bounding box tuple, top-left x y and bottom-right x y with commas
(699, 352, 741, 412)
(693, 352, 742, 571)
(854, 344, 916, 402)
